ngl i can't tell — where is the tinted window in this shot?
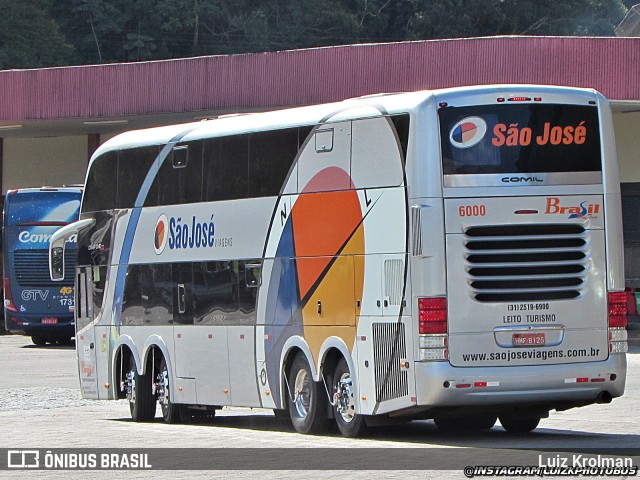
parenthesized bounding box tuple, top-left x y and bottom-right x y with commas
(151, 142, 204, 206)
(122, 263, 173, 326)
(203, 135, 249, 201)
(248, 129, 299, 197)
(193, 261, 239, 324)
(117, 146, 159, 208)
(77, 211, 113, 267)
(439, 104, 601, 175)
(83, 152, 117, 213)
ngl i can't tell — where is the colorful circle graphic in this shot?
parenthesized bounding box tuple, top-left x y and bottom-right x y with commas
(154, 214, 168, 254)
(449, 116, 487, 149)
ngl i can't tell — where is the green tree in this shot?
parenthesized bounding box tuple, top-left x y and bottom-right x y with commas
(0, 0, 76, 69)
(405, 0, 627, 39)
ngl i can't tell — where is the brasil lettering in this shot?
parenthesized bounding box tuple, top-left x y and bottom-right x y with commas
(168, 215, 215, 249)
(492, 121, 587, 147)
(545, 197, 600, 219)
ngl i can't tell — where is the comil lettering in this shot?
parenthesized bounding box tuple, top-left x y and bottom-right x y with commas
(18, 231, 77, 244)
(492, 121, 587, 147)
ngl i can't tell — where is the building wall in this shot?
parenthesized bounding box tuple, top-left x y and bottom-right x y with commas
(2, 136, 88, 192)
(614, 111, 640, 183)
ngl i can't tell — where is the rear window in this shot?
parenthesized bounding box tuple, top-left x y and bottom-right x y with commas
(439, 104, 601, 175)
(6, 191, 81, 226)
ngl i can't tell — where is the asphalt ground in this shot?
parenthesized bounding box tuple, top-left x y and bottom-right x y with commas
(0, 333, 638, 479)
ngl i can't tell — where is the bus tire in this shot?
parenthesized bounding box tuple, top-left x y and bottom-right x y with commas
(287, 353, 328, 434)
(499, 414, 540, 433)
(333, 357, 368, 438)
(31, 335, 46, 346)
(158, 356, 181, 424)
(127, 356, 156, 422)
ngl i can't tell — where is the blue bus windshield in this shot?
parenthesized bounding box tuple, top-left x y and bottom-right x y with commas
(6, 192, 81, 226)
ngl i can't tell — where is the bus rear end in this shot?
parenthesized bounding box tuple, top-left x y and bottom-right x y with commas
(3, 187, 81, 345)
(413, 86, 626, 430)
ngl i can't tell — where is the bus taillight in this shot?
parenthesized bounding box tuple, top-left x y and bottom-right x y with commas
(419, 297, 447, 334)
(608, 291, 628, 354)
(3, 277, 17, 312)
(608, 291, 628, 328)
(418, 297, 448, 361)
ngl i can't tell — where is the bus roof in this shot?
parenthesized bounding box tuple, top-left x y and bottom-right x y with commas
(6, 186, 84, 197)
(91, 84, 601, 164)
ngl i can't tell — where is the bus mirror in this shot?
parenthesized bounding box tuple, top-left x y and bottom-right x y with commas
(50, 246, 65, 281)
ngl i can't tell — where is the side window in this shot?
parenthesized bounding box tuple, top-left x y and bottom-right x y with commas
(122, 263, 173, 326)
(91, 265, 108, 315)
(173, 262, 193, 324)
(83, 152, 117, 213)
(203, 135, 249, 201)
(248, 129, 298, 197)
(117, 146, 159, 209)
(155, 142, 204, 206)
(193, 261, 239, 324)
(237, 260, 260, 324)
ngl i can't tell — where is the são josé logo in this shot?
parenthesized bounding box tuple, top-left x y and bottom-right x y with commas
(449, 116, 487, 149)
(154, 213, 217, 254)
(154, 214, 169, 254)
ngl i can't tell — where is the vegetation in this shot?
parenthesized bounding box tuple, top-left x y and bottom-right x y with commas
(0, 0, 633, 69)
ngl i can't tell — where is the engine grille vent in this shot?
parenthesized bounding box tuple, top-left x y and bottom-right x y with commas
(464, 224, 589, 302)
(372, 322, 408, 402)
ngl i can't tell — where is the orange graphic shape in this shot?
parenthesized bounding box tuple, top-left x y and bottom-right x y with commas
(292, 189, 362, 299)
(301, 223, 365, 362)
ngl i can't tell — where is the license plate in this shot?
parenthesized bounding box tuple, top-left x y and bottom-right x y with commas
(41, 318, 58, 324)
(512, 332, 545, 346)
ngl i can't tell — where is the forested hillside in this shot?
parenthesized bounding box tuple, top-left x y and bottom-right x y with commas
(0, 0, 633, 69)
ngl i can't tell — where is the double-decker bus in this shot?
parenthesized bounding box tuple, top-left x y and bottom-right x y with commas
(4, 186, 81, 345)
(50, 85, 627, 435)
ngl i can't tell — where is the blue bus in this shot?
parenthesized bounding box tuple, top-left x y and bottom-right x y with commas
(3, 187, 82, 345)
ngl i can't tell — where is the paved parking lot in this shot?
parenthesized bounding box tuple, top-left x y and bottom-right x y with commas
(0, 333, 638, 479)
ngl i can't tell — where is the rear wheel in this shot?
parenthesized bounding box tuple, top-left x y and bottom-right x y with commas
(157, 357, 181, 423)
(333, 358, 368, 438)
(31, 335, 46, 346)
(499, 414, 540, 433)
(287, 353, 328, 434)
(126, 356, 156, 422)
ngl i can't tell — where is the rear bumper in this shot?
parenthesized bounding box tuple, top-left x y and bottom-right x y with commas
(414, 354, 626, 409)
(4, 312, 74, 337)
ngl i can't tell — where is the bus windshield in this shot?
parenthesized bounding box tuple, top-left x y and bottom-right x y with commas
(6, 192, 81, 226)
(439, 104, 602, 176)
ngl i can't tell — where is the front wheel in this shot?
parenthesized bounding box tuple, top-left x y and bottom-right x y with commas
(126, 356, 156, 422)
(287, 353, 328, 434)
(333, 358, 368, 438)
(157, 357, 181, 423)
(499, 414, 540, 433)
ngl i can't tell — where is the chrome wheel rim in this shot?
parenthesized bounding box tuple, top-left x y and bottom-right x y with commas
(336, 372, 355, 423)
(293, 368, 311, 418)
